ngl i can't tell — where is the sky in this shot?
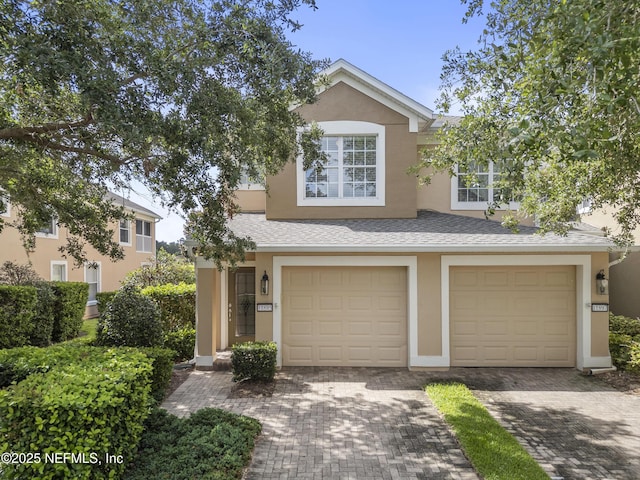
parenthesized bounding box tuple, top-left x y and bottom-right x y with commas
(138, 1, 486, 242)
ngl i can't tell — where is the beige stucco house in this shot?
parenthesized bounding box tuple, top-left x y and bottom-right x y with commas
(0, 192, 161, 317)
(194, 59, 617, 371)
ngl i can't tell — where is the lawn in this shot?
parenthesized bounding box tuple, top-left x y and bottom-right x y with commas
(426, 382, 549, 480)
(79, 318, 98, 342)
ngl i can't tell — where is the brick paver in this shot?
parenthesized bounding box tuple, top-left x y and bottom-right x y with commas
(162, 367, 478, 479)
(162, 367, 640, 480)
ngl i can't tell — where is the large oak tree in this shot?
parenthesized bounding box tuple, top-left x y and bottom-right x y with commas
(0, 0, 323, 266)
(417, 0, 640, 246)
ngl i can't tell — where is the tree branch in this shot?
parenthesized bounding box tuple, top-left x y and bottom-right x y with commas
(29, 136, 125, 165)
(0, 112, 94, 140)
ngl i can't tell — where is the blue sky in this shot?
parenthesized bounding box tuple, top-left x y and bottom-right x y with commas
(146, 1, 485, 242)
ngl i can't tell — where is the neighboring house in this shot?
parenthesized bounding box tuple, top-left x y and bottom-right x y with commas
(0, 192, 161, 317)
(579, 206, 640, 319)
(192, 59, 617, 371)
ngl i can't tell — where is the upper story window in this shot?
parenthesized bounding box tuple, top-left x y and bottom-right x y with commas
(36, 217, 58, 238)
(451, 161, 519, 210)
(135, 219, 152, 253)
(297, 121, 385, 207)
(238, 170, 265, 191)
(119, 219, 131, 245)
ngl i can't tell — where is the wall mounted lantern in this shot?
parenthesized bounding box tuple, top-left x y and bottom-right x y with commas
(261, 271, 269, 296)
(596, 269, 609, 295)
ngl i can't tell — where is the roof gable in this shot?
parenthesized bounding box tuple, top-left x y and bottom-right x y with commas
(319, 59, 434, 133)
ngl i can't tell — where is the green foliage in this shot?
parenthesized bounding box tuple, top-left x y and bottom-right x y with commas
(164, 327, 196, 362)
(137, 347, 175, 403)
(141, 282, 196, 331)
(50, 281, 89, 342)
(123, 249, 195, 288)
(156, 240, 183, 255)
(96, 291, 118, 317)
(0, 0, 323, 267)
(96, 285, 164, 348)
(0, 261, 43, 285)
(426, 382, 549, 480)
(0, 348, 153, 479)
(29, 281, 57, 347)
(608, 332, 635, 370)
(124, 407, 261, 480)
(231, 341, 277, 382)
(0, 285, 37, 349)
(609, 314, 640, 337)
(417, 0, 640, 244)
(627, 343, 640, 375)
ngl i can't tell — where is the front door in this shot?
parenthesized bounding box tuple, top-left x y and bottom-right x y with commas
(229, 267, 256, 345)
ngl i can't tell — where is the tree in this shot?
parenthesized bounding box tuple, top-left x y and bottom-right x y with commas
(417, 0, 640, 245)
(0, 0, 324, 267)
(122, 248, 195, 288)
(156, 240, 182, 255)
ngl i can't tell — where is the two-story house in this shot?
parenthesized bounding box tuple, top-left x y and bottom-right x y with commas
(193, 59, 617, 371)
(0, 192, 161, 317)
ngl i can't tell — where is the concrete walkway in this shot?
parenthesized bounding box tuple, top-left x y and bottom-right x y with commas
(161, 367, 640, 480)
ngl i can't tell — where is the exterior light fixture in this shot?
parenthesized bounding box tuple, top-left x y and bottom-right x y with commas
(261, 271, 269, 296)
(596, 269, 609, 295)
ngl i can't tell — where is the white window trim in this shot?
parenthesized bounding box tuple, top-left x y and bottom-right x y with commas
(50, 260, 68, 282)
(119, 219, 132, 246)
(450, 162, 520, 211)
(35, 218, 59, 239)
(296, 121, 386, 207)
(84, 261, 101, 306)
(135, 219, 153, 253)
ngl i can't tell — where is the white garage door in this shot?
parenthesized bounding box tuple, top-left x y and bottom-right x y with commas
(450, 265, 576, 367)
(282, 266, 407, 366)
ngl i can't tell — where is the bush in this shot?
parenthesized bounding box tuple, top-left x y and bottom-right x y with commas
(29, 281, 57, 347)
(0, 348, 153, 480)
(0, 285, 37, 349)
(96, 291, 118, 317)
(609, 332, 636, 370)
(164, 327, 196, 362)
(141, 282, 196, 331)
(231, 341, 277, 382)
(0, 345, 83, 388)
(609, 313, 640, 336)
(137, 347, 175, 403)
(96, 285, 163, 347)
(628, 342, 640, 374)
(122, 249, 195, 288)
(50, 281, 89, 342)
(124, 407, 261, 480)
(0, 260, 42, 286)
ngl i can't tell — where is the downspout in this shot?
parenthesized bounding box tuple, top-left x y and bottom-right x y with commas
(608, 249, 628, 268)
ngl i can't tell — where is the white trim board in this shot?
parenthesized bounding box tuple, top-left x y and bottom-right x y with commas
(272, 255, 418, 368)
(440, 254, 606, 370)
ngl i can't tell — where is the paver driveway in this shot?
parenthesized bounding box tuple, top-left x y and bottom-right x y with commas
(161, 367, 640, 480)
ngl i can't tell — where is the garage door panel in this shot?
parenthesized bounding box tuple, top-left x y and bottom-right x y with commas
(451, 265, 576, 367)
(282, 266, 407, 367)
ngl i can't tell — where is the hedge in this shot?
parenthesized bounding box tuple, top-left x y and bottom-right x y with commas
(164, 327, 196, 362)
(50, 282, 89, 342)
(0, 348, 153, 479)
(95, 291, 117, 317)
(0, 285, 37, 349)
(137, 347, 175, 403)
(141, 282, 196, 332)
(231, 341, 277, 382)
(29, 281, 57, 347)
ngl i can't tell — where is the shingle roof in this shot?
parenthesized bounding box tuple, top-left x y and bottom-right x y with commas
(106, 192, 162, 219)
(227, 210, 615, 252)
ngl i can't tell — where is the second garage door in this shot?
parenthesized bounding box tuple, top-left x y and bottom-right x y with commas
(282, 266, 407, 366)
(450, 265, 576, 367)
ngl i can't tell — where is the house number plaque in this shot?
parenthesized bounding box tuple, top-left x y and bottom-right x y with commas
(257, 303, 273, 312)
(591, 303, 609, 312)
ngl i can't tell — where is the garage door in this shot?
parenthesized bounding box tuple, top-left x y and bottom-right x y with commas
(450, 265, 576, 367)
(282, 266, 407, 366)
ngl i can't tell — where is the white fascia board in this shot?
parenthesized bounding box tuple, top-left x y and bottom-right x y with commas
(252, 244, 613, 253)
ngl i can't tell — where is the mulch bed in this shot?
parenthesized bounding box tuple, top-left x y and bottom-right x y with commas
(229, 379, 276, 398)
(597, 370, 640, 396)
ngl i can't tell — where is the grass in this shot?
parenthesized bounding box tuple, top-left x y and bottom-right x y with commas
(79, 318, 98, 342)
(124, 407, 261, 480)
(426, 382, 549, 480)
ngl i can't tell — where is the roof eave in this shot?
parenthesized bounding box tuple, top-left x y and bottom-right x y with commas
(248, 244, 617, 253)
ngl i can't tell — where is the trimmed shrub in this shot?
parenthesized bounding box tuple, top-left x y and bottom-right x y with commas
(124, 407, 261, 480)
(0, 348, 153, 479)
(164, 327, 196, 362)
(96, 291, 118, 317)
(609, 332, 635, 370)
(138, 347, 175, 403)
(50, 281, 89, 342)
(96, 285, 163, 347)
(609, 313, 640, 337)
(29, 281, 57, 347)
(231, 341, 277, 382)
(628, 342, 640, 374)
(122, 249, 195, 288)
(141, 282, 196, 331)
(0, 285, 37, 349)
